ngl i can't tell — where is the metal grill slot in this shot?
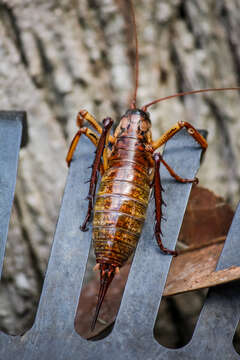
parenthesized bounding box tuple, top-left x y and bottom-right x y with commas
(0, 113, 239, 359)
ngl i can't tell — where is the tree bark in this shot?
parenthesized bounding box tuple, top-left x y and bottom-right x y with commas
(0, 0, 240, 338)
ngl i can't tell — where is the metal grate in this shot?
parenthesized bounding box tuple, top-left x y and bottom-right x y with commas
(0, 111, 240, 359)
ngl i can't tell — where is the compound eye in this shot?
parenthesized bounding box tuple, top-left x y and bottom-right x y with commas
(139, 120, 149, 132)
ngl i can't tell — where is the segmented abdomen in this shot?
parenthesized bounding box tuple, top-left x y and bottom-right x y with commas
(92, 137, 152, 267)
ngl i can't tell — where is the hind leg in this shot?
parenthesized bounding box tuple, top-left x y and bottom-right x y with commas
(80, 117, 113, 231)
(152, 153, 178, 256)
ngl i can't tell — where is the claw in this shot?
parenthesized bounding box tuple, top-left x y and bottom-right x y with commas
(193, 177, 199, 185)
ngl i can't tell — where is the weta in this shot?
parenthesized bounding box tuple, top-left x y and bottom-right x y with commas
(66, 0, 239, 331)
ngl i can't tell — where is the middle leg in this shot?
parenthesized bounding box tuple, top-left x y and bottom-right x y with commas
(151, 121, 207, 151)
(158, 154, 199, 184)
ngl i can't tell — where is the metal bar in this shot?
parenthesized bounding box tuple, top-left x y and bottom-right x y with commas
(0, 111, 27, 360)
(183, 203, 240, 360)
(1, 125, 238, 359)
(0, 111, 27, 275)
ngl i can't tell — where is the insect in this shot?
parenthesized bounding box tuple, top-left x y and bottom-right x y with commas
(66, 1, 240, 331)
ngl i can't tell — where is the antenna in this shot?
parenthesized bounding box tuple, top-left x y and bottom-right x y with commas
(129, 0, 139, 109)
(141, 87, 240, 111)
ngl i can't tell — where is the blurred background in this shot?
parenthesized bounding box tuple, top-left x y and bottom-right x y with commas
(0, 0, 240, 349)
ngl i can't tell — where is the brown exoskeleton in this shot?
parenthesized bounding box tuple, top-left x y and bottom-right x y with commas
(66, 0, 240, 331)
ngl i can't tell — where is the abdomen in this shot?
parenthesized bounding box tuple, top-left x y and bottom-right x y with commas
(92, 140, 151, 267)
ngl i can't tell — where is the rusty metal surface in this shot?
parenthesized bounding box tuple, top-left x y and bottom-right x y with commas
(0, 118, 240, 359)
(178, 186, 234, 247)
(164, 238, 228, 296)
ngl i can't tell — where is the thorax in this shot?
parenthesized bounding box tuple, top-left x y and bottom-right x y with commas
(109, 109, 153, 172)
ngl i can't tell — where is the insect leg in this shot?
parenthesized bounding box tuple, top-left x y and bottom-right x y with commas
(151, 121, 207, 151)
(78, 109, 115, 144)
(80, 117, 114, 232)
(102, 121, 114, 171)
(66, 127, 100, 167)
(159, 154, 198, 184)
(152, 153, 177, 256)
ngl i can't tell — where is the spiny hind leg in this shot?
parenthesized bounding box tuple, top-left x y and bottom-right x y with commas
(80, 117, 113, 232)
(66, 111, 113, 231)
(153, 153, 177, 256)
(151, 121, 208, 151)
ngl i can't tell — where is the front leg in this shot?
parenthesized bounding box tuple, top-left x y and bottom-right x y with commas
(66, 127, 99, 167)
(66, 109, 116, 168)
(158, 154, 199, 184)
(152, 121, 208, 151)
(78, 110, 115, 144)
